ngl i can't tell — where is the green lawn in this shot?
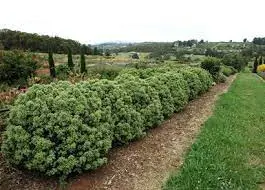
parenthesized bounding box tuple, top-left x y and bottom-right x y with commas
(164, 73, 265, 190)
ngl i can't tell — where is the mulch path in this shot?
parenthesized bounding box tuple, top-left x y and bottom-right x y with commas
(0, 75, 236, 190)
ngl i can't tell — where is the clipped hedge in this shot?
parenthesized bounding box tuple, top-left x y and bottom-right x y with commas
(1, 82, 113, 177)
(1, 66, 213, 178)
(177, 69, 202, 100)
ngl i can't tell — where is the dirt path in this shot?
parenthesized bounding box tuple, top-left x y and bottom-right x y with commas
(68, 75, 236, 190)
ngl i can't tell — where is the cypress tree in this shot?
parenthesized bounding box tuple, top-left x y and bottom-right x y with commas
(259, 56, 263, 65)
(67, 47, 74, 70)
(93, 47, 98, 55)
(48, 51, 56, 78)
(253, 56, 258, 73)
(80, 46, 86, 73)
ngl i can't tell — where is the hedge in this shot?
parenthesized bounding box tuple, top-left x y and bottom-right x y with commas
(1, 66, 213, 179)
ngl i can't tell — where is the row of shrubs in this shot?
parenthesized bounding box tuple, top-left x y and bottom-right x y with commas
(201, 57, 237, 83)
(1, 66, 213, 179)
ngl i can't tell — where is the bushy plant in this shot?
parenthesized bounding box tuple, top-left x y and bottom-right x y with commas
(221, 65, 237, 76)
(77, 79, 144, 143)
(178, 69, 202, 100)
(1, 65, 213, 179)
(222, 54, 247, 71)
(1, 82, 113, 178)
(115, 74, 164, 128)
(217, 73, 227, 83)
(201, 57, 221, 81)
(88, 65, 122, 80)
(187, 67, 213, 94)
(0, 50, 37, 84)
(257, 64, 265, 72)
(156, 72, 189, 112)
(146, 76, 175, 118)
(56, 64, 70, 75)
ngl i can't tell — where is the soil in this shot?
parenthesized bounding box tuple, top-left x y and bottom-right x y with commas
(0, 75, 236, 190)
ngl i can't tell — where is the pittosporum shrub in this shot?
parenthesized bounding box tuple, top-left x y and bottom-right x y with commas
(1, 65, 213, 179)
(177, 69, 202, 100)
(77, 79, 145, 143)
(146, 76, 175, 118)
(187, 67, 213, 94)
(155, 72, 189, 112)
(1, 82, 113, 178)
(115, 74, 164, 129)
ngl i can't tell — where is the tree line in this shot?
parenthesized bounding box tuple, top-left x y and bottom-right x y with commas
(253, 37, 265, 45)
(0, 29, 102, 55)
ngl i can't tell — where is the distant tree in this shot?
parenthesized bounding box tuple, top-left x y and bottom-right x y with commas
(48, 51, 56, 78)
(0, 28, 91, 54)
(253, 37, 265, 45)
(259, 56, 263, 65)
(0, 50, 37, 84)
(243, 38, 247, 43)
(105, 49, 111, 56)
(253, 56, 258, 73)
(80, 46, 86, 73)
(199, 39, 204, 44)
(93, 47, 98, 55)
(132, 53, 139, 59)
(67, 47, 74, 70)
(222, 53, 248, 71)
(0, 41, 3, 50)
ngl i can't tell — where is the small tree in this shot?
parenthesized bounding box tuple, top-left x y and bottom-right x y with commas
(93, 47, 98, 55)
(105, 49, 111, 57)
(201, 57, 221, 81)
(132, 53, 139, 59)
(80, 46, 86, 73)
(259, 56, 263, 65)
(48, 51, 56, 78)
(253, 56, 258, 73)
(67, 47, 74, 70)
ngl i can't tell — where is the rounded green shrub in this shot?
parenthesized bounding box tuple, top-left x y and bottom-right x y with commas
(146, 76, 175, 118)
(116, 74, 164, 129)
(201, 57, 221, 82)
(221, 65, 237, 77)
(78, 79, 145, 143)
(1, 82, 113, 177)
(177, 69, 202, 100)
(157, 72, 189, 112)
(187, 67, 213, 94)
(1, 65, 213, 178)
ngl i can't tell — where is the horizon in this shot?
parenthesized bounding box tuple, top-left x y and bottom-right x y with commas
(1, 0, 265, 44)
(0, 28, 252, 45)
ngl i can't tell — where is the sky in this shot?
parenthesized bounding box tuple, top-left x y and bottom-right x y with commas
(1, 0, 265, 44)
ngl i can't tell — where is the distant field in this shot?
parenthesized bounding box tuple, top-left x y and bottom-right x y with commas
(34, 52, 150, 75)
(36, 52, 149, 67)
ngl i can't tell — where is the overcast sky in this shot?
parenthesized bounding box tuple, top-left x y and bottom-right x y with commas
(1, 0, 264, 44)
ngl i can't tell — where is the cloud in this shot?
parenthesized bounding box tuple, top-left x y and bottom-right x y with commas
(1, 0, 265, 44)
